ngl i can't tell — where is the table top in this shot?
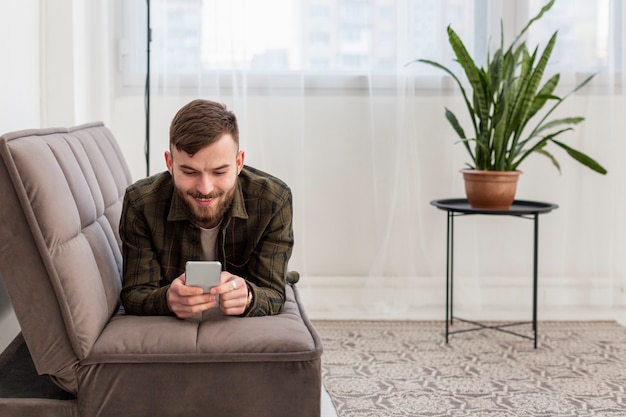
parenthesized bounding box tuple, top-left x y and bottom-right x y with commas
(431, 198, 558, 215)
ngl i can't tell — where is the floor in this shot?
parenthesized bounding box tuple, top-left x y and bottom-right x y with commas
(321, 387, 338, 417)
(310, 301, 626, 417)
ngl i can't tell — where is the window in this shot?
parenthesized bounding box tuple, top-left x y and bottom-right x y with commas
(119, 0, 469, 82)
(527, 0, 621, 73)
(116, 0, 623, 91)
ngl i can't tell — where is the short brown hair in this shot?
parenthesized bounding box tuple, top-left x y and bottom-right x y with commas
(169, 99, 239, 155)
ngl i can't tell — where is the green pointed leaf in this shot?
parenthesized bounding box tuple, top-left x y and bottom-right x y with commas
(513, 128, 571, 167)
(518, 33, 557, 123)
(512, 0, 556, 47)
(447, 26, 490, 124)
(526, 74, 560, 119)
(536, 117, 585, 134)
(551, 139, 608, 174)
(445, 108, 466, 139)
(536, 148, 562, 173)
(417, 58, 479, 136)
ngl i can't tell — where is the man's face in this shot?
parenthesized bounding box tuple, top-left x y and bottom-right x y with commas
(165, 134, 244, 229)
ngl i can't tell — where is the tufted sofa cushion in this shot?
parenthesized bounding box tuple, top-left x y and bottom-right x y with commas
(0, 123, 130, 392)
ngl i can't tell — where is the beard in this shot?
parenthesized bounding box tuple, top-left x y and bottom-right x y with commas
(175, 182, 235, 229)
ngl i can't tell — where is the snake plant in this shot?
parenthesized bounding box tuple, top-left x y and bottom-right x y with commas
(413, 0, 606, 174)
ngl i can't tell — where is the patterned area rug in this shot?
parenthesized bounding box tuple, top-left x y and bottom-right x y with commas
(313, 320, 626, 417)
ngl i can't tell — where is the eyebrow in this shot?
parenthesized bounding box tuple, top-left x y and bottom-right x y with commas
(179, 163, 231, 171)
(212, 164, 231, 171)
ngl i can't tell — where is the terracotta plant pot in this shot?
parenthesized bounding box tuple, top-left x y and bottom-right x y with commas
(461, 169, 522, 210)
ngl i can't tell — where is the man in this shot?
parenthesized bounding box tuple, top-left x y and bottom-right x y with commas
(120, 99, 294, 318)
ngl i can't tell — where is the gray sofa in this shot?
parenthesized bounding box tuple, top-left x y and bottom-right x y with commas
(0, 123, 323, 417)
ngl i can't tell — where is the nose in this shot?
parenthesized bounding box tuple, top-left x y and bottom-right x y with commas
(196, 174, 214, 196)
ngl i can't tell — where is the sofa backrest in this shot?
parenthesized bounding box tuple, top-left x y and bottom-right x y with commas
(0, 123, 131, 393)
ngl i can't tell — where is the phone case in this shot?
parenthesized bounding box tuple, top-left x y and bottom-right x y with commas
(185, 261, 222, 293)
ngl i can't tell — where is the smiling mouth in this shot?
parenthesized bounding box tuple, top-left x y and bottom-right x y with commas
(190, 192, 222, 206)
(194, 196, 215, 205)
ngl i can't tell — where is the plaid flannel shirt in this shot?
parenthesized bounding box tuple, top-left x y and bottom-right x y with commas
(120, 166, 294, 316)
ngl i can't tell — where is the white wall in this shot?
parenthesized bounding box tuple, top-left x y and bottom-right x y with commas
(0, 0, 40, 352)
(39, 0, 113, 127)
(0, 1, 40, 133)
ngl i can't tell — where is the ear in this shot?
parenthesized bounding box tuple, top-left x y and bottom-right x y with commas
(165, 150, 173, 175)
(236, 150, 245, 175)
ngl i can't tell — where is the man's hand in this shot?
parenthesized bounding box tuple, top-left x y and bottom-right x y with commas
(211, 272, 249, 316)
(167, 274, 218, 319)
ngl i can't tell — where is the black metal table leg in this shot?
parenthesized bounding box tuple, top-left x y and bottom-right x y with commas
(445, 210, 451, 343)
(533, 213, 539, 349)
(450, 212, 454, 327)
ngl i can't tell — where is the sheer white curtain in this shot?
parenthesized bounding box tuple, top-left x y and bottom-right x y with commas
(118, 0, 626, 317)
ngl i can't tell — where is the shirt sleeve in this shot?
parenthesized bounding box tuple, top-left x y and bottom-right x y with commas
(242, 186, 294, 317)
(119, 189, 172, 316)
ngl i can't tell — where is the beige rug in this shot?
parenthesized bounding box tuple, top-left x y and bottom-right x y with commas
(313, 320, 626, 417)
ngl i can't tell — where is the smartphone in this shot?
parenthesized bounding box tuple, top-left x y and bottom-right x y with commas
(185, 261, 222, 293)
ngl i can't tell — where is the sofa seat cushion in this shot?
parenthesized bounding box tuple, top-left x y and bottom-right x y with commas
(85, 285, 319, 364)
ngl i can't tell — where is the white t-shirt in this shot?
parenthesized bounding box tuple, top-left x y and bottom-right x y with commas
(199, 223, 220, 261)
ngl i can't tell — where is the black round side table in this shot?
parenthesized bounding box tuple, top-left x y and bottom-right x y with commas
(431, 198, 558, 348)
